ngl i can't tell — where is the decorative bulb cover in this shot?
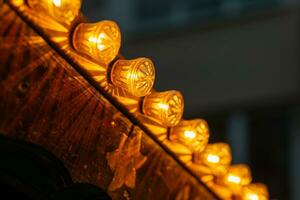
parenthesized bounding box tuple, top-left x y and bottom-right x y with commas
(221, 164, 252, 194)
(142, 90, 184, 127)
(110, 58, 155, 97)
(169, 119, 209, 152)
(241, 183, 268, 200)
(72, 20, 121, 64)
(194, 143, 232, 175)
(27, 0, 81, 25)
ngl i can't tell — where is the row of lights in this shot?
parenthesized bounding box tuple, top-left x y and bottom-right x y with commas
(24, 0, 269, 199)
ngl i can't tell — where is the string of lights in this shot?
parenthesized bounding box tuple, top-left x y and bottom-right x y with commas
(19, 0, 269, 199)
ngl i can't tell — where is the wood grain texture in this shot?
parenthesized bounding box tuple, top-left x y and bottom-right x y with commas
(0, 2, 218, 200)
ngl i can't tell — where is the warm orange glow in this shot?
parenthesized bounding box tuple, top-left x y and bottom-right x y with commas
(194, 143, 232, 175)
(184, 130, 196, 139)
(221, 164, 252, 194)
(52, 0, 61, 7)
(1, 1, 270, 198)
(142, 90, 184, 127)
(207, 154, 220, 163)
(208, 182, 233, 200)
(27, 0, 81, 25)
(246, 193, 259, 200)
(72, 20, 121, 64)
(158, 103, 169, 110)
(227, 174, 241, 184)
(110, 58, 155, 97)
(169, 119, 209, 152)
(241, 183, 268, 200)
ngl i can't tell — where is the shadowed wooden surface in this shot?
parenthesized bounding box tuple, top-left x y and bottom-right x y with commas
(0, 2, 218, 199)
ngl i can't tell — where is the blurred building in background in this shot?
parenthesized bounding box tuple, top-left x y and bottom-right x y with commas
(83, 0, 300, 199)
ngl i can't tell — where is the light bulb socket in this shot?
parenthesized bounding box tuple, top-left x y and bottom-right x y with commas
(27, 0, 81, 25)
(221, 164, 252, 191)
(72, 20, 121, 64)
(194, 143, 232, 175)
(169, 119, 209, 152)
(242, 183, 269, 200)
(142, 90, 184, 127)
(110, 58, 155, 97)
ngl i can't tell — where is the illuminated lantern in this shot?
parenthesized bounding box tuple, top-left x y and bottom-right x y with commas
(72, 20, 121, 64)
(169, 119, 209, 152)
(110, 58, 155, 97)
(27, 0, 81, 25)
(194, 143, 232, 175)
(142, 90, 184, 127)
(221, 164, 252, 194)
(241, 183, 268, 200)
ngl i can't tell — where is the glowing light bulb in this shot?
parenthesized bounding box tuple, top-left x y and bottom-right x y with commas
(72, 20, 121, 64)
(169, 119, 209, 152)
(110, 57, 155, 97)
(222, 164, 252, 194)
(52, 0, 61, 7)
(142, 90, 184, 127)
(158, 103, 169, 110)
(241, 183, 268, 200)
(27, 0, 81, 25)
(194, 143, 232, 175)
(207, 154, 220, 163)
(184, 130, 196, 139)
(227, 174, 241, 184)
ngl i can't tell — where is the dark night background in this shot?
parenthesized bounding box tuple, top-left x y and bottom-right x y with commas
(81, 0, 300, 199)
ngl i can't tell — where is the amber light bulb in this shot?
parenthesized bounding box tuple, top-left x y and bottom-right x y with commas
(142, 90, 184, 127)
(27, 0, 81, 25)
(221, 164, 252, 194)
(110, 58, 155, 97)
(72, 20, 121, 64)
(241, 183, 268, 200)
(169, 119, 209, 152)
(194, 143, 232, 175)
